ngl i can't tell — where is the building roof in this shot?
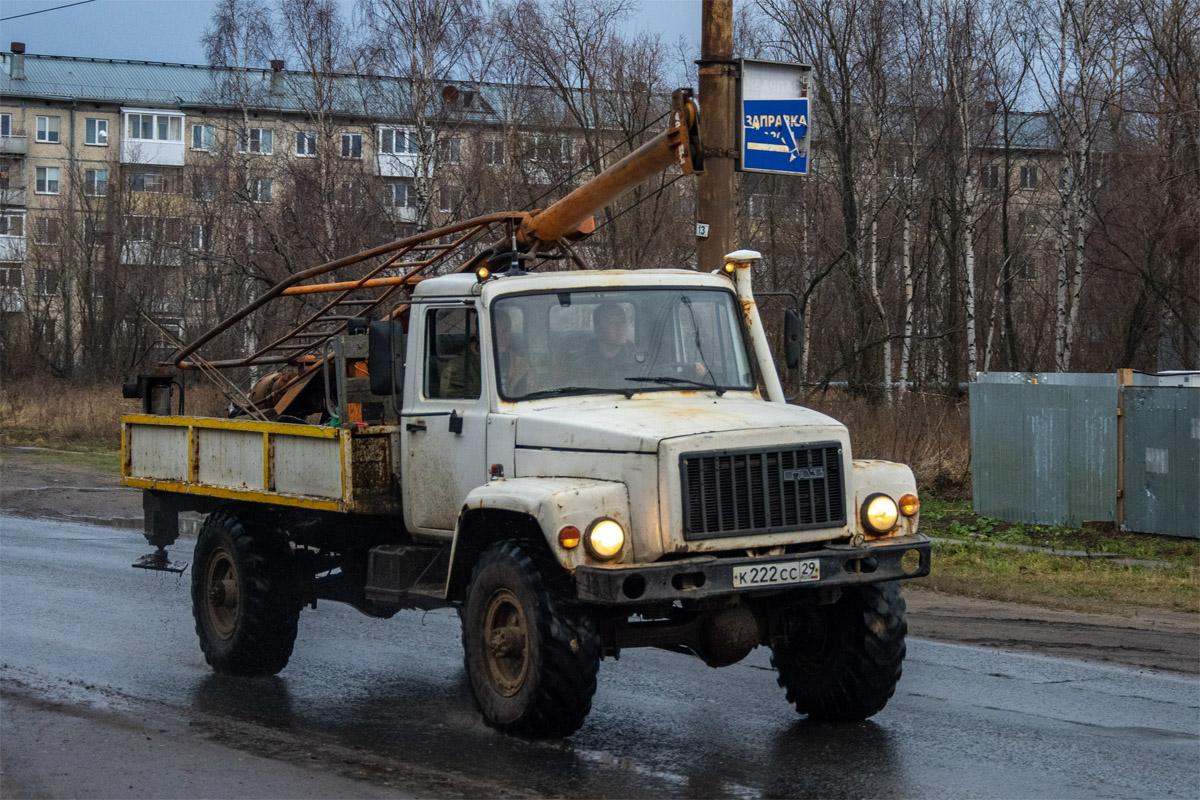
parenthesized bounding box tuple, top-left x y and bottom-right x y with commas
(0, 51, 598, 130)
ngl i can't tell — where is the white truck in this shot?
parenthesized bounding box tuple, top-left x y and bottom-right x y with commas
(121, 92, 930, 736)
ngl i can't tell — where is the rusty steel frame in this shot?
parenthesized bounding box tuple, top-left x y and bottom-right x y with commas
(172, 213, 524, 370)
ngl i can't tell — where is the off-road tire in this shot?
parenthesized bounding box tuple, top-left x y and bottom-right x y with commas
(462, 540, 600, 737)
(191, 509, 300, 676)
(771, 581, 907, 721)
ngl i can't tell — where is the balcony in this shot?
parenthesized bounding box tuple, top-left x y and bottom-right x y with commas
(385, 205, 418, 224)
(375, 152, 418, 178)
(0, 234, 27, 262)
(121, 241, 181, 267)
(121, 139, 185, 167)
(0, 186, 24, 206)
(0, 136, 28, 156)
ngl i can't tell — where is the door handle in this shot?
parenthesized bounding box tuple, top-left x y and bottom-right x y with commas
(406, 421, 427, 432)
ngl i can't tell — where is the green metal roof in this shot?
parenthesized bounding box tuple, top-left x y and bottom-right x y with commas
(0, 52, 520, 124)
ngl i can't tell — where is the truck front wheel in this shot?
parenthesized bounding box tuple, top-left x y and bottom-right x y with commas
(771, 581, 907, 721)
(191, 509, 300, 676)
(462, 541, 600, 737)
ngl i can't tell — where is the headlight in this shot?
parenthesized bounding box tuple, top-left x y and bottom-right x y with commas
(861, 494, 899, 535)
(586, 518, 625, 560)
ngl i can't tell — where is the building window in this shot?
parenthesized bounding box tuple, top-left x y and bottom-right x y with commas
(980, 164, 999, 189)
(249, 176, 273, 203)
(125, 215, 182, 243)
(340, 133, 362, 159)
(34, 217, 60, 245)
(83, 220, 104, 249)
(191, 124, 216, 152)
(35, 116, 61, 143)
(0, 263, 22, 290)
(0, 114, 10, 137)
(126, 112, 183, 142)
(191, 174, 214, 202)
(0, 212, 24, 237)
(535, 136, 571, 164)
(385, 180, 416, 208)
(127, 169, 177, 194)
(34, 268, 59, 296)
(439, 186, 462, 213)
(238, 127, 273, 155)
(84, 168, 109, 197)
(1020, 165, 1038, 190)
(482, 140, 505, 165)
(188, 275, 211, 301)
(379, 128, 417, 155)
(295, 130, 317, 156)
(35, 166, 60, 194)
(85, 118, 109, 146)
(437, 137, 461, 165)
(1019, 209, 1041, 237)
(189, 223, 211, 252)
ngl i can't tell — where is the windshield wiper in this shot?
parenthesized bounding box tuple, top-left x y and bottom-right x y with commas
(625, 376, 727, 396)
(523, 386, 636, 400)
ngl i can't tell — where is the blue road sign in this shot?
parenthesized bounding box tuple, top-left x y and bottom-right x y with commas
(742, 98, 809, 174)
(739, 59, 812, 176)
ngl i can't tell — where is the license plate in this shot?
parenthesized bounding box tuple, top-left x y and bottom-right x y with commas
(732, 559, 820, 588)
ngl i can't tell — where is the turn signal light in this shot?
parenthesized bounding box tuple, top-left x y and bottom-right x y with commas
(722, 261, 735, 274)
(558, 525, 581, 549)
(475, 265, 491, 282)
(900, 493, 920, 516)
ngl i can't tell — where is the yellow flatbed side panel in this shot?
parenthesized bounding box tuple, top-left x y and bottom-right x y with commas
(121, 415, 401, 514)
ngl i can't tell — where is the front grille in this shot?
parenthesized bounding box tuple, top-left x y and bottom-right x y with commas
(680, 442, 846, 540)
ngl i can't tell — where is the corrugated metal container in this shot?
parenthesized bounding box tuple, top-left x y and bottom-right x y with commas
(1123, 387, 1200, 538)
(971, 373, 1117, 527)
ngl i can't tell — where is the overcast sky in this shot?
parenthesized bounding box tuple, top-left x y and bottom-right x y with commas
(1, 0, 703, 68)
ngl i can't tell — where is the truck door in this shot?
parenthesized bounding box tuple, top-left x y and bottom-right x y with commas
(401, 305, 489, 535)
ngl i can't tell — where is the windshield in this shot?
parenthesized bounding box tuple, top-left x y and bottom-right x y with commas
(491, 287, 756, 400)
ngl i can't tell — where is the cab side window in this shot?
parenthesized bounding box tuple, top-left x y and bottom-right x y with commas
(425, 308, 480, 400)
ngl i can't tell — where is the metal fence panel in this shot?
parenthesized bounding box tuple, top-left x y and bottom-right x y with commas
(971, 374, 1117, 526)
(1123, 387, 1200, 538)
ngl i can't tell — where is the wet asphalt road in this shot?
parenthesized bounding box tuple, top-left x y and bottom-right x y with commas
(2, 516, 1198, 798)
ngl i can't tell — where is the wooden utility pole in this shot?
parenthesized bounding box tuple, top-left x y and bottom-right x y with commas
(696, 0, 736, 271)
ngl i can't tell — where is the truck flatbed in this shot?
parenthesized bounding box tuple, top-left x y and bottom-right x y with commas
(121, 415, 400, 515)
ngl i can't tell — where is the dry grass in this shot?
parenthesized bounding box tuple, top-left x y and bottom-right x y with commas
(920, 540, 1200, 614)
(803, 390, 972, 498)
(1, 378, 225, 450)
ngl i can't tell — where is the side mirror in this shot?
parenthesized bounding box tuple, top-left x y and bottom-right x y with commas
(368, 321, 405, 395)
(784, 308, 802, 370)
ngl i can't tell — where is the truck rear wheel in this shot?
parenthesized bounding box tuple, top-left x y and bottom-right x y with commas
(191, 509, 300, 676)
(462, 541, 600, 737)
(771, 581, 907, 721)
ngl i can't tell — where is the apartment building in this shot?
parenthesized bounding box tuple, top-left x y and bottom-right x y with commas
(0, 44, 590, 369)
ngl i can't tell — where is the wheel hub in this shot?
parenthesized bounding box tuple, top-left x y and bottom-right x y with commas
(482, 589, 529, 697)
(204, 548, 240, 640)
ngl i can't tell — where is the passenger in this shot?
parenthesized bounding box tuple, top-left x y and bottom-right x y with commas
(494, 309, 531, 396)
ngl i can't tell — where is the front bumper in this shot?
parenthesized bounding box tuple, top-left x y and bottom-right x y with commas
(573, 534, 931, 605)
